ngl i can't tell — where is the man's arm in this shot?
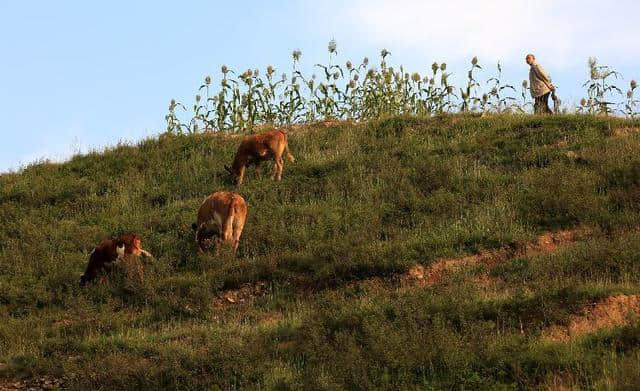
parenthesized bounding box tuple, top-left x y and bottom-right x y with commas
(533, 65, 555, 91)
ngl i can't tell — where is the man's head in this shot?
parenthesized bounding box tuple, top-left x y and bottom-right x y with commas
(525, 54, 535, 66)
(192, 224, 218, 252)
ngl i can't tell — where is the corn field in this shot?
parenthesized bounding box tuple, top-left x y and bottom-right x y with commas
(165, 41, 639, 133)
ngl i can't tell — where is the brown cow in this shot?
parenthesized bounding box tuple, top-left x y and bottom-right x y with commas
(191, 191, 247, 253)
(80, 234, 153, 286)
(224, 129, 295, 185)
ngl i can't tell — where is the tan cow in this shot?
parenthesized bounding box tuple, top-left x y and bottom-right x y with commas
(224, 129, 295, 185)
(191, 191, 248, 253)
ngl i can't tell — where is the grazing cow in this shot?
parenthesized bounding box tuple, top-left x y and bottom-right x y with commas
(192, 191, 247, 253)
(80, 234, 153, 286)
(224, 129, 295, 185)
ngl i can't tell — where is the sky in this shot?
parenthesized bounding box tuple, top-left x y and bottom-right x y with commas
(1, 0, 638, 172)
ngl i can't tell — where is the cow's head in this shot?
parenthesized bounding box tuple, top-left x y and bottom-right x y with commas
(117, 234, 142, 256)
(192, 224, 218, 252)
(224, 164, 238, 180)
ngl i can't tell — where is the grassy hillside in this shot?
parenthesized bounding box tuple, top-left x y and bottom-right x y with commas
(2, 115, 640, 389)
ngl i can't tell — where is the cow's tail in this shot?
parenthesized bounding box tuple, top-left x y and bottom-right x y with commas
(282, 131, 295, 162)
(222, 198, 238, 242)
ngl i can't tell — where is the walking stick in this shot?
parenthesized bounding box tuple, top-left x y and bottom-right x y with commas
(551, 90, 561, 114)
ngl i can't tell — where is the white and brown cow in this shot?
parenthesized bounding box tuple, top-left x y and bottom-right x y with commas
(224, 129, 295, 185)
(192, 191, 248, 253)
(80, 234, 153, 285)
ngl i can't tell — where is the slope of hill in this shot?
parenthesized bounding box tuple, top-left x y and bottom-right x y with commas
(2, 115, 640, 389)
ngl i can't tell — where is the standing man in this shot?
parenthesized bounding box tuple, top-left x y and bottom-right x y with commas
(526, 54, 555, 114)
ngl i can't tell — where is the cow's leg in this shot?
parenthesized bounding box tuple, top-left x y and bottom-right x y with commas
(272, 153, 284, 180)
(222, 217, 234, 243)
(232, 212, 246, 254)
(197, 237, 205, 253)
(137, 260, 144, 281)
(254, 161, 262, 179)
(199, 237, 213, 254)
(214, 238, 223, 256)
(276, 157, 284, 180)
(196, 228, 206, 253)
(275, 140, 287, 180)
(271, 158, 279, 180)
(237, 166, 246, 185)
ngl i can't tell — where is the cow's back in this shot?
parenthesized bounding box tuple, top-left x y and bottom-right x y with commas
(196, 191, 236, 227)
(242, 130, 285, 158)
(229, 193, 248, 224)
(81, 239, 116, 283)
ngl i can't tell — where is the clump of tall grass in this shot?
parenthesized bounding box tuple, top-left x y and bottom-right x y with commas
(623, 80, 639, 118)
(459, 56, 482, 112)
(579, 57, 623, 115)
(485, 62, 516, 113)
(517, 80, 533, 113)
(165, 42, 638, 133)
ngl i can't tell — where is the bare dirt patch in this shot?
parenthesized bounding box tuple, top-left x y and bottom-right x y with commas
(404, 227, 591, 287)
(212, 281, 270, 308)
(613, 127, 640, 137)
(0, 376, 67, 391)
(406, 255, 481, 287)
(543, 295, 640, 342)
(258, 311, 285, 327)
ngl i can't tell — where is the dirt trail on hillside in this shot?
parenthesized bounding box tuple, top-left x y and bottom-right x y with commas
(543, 295, 640, 343)
(209, 227, 640, 348)
(403, 228, 591, 287)
(213, 227, 592, 308)
(613, 127, 640, 137)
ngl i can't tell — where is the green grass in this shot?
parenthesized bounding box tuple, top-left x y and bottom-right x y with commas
(2, 114, 640, 390)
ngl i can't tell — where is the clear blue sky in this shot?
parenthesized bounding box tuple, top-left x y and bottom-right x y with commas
(1, 1, 638, 172)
